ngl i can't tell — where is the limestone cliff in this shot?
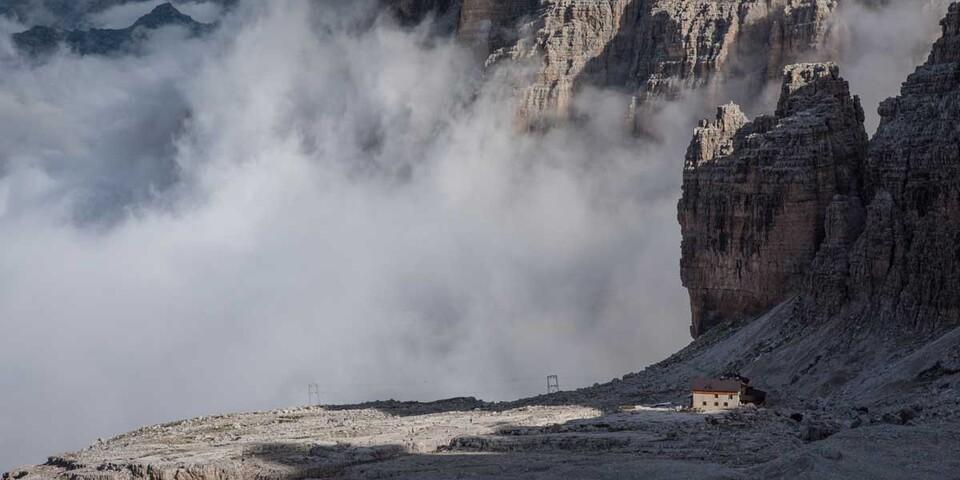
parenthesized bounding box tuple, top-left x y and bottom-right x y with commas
(457, 0, 539, 56)
(16, 0, 840, 122)
(843, 3, 960, 330)
(678, 62, 867, 337)
(382, 0, 461, 32)
(459, 0, 840, 126)
(681, 2, 960, 339)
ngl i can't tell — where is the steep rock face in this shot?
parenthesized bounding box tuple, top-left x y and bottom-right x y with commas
(382, 0, 461, 32)
(457, 0, 540, 56)
(386, 0, 458, 21)
(842, 3, 960, 330)
(680, 2, 960, 339)
(679, 62, 868, 337)
(469, 0, 839, 125)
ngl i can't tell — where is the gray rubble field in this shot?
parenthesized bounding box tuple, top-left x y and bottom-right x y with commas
(5, 392, 960, 479)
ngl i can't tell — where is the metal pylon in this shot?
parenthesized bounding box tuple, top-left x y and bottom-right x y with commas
(308, 383, 322, 405)
(546, 375, 560, 394)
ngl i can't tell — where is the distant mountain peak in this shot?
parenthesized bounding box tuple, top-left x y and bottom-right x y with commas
(132, 3, 197, 30)
(13, 2, 213, 58)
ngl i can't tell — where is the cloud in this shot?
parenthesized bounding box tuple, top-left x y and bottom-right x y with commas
(174, 1, 227, 24)
(88, 0, 168, 28)
(0, 0, 946, 472)
(829, 0, 951, 133)
(0, 0, 694, 471)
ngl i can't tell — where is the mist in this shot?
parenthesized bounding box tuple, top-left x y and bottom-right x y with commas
(0, 0, 694, 470)
(831, 0, 951, 133)
(0, 0, 949, 473)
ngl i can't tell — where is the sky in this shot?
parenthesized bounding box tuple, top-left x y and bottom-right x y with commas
(0, 0, 950, 472)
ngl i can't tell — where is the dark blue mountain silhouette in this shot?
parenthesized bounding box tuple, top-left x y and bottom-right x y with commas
(12, 3, 215, 57)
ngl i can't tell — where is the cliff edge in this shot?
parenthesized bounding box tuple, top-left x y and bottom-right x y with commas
(679, 62, 867, 337)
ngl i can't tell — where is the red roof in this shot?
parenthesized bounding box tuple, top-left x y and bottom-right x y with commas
(691, 378, 743, 393)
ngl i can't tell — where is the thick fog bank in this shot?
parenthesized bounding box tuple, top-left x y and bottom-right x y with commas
(0, 0, 949, 472)
(0, 0, 692, 470)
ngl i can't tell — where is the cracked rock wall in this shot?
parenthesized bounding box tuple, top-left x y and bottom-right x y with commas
(679, 62, 868, 337)
(844, 3, 960, 330)
(460, 0, 839, 126)
(680, 3, 960, 338)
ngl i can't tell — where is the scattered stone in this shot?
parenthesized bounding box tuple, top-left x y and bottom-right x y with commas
(815, 445, 844, 461)
(801, 421, 840, 442)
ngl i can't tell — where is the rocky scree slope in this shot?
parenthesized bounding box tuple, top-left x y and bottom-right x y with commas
(6, 398, 960, 479)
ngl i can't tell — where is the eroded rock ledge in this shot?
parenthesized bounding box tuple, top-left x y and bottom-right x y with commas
(841, 2, 960, 330)
(682, 3, 960, 338)
(679, 62, 867, 337)
(450, 0, 839, 125)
